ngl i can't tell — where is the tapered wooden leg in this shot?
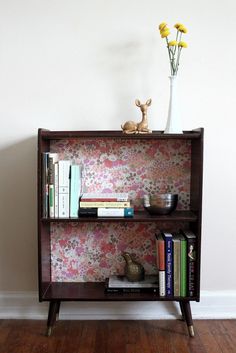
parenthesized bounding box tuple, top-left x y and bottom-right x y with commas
(56, 301, 61, 321)
(46, 301, 60, 336)
(180, 301, 194, 337)
(179, 301, 186, 321)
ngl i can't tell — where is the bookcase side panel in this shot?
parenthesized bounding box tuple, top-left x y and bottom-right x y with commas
(38, 130, 51, 300)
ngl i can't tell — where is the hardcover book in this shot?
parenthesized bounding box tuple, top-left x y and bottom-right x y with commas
(172, 234, 181, 297)
(155, 233, 166, 296)
(105, 275, 158, 293)
(181, 229, 197, 297)
(81, 192, 129, 202)
(58, 160, 71, 218)
(70, 164, 82, 218)
(161, 231, 173, 296)
(48, 153, 58, 218)
(79, 201, 131, 208)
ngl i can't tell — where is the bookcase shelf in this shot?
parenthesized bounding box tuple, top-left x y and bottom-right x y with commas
(38, 128, 204, 338)
(41, 210, 197, 223)
(42, 282, 198, 302)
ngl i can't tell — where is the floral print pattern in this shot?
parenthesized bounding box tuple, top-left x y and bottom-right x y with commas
(50, 138, 191, 282)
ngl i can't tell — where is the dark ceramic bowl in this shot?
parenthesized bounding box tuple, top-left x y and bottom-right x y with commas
(144, 193, 178, 215)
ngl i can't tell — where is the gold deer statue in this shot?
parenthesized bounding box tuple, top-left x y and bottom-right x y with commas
(121, 99, 152, 134)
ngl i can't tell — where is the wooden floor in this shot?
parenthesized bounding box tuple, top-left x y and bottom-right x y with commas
(0, 319, 236, 353)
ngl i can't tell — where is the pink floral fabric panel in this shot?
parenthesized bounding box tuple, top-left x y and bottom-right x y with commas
(51, 221, 187, 282)
(51, 138, 191, 209)
(50, 138, 191, 282)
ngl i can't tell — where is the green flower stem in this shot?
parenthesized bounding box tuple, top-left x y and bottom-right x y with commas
(176, 47, 182, 74)
(165, 37, 174, 75)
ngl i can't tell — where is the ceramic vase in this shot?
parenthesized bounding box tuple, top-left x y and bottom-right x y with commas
(164, 75, 183, 134)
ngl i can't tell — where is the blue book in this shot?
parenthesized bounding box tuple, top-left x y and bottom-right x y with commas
(69, 165, 82, 218)
(162, 232, 173, 296)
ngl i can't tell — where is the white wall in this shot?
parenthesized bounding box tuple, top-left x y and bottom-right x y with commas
(0, 0, 236, 304)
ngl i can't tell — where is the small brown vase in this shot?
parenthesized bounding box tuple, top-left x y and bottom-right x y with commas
(122, 252, 145, 282)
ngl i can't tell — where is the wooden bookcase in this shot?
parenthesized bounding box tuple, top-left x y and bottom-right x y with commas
(37, 128, 203, 337)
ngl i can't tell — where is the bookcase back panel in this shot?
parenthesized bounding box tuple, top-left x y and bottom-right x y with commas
(50, 138, 191, 210)
(50, 221, 188, 282)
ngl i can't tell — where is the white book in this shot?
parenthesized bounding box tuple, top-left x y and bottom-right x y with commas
(58, 160, 71, 218)
(159, 271, 166, 296)
(48, 153, 58, 218)
(108, 275, 158, 288)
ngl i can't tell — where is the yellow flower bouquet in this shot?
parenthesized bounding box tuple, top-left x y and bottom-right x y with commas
(158, 22, 188, 75)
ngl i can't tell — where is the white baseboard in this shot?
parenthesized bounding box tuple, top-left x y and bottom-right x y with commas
(0, 290, 236, 320)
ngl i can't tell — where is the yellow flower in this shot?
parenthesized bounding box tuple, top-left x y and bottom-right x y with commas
(174, 23, 183, 29)
(161, 29, 170, 38)
(159, 22, 167, 31)
(178, 25, 188, 33)
(178, 41, 188, 48)
(160, 27, 170, 34)
(168, 40, 178, 46)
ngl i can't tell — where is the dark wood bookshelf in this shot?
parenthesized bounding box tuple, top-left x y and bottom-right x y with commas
(42, 282, 198, 302)
(41, 210, 197, 223)
(37, 128, 204, 337)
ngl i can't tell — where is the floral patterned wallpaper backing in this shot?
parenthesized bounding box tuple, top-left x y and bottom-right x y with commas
(50, 138, 191, 282)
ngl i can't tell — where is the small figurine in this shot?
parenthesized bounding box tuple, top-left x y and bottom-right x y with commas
(121, 99, 152, 134)
(122, 252, 145, 282)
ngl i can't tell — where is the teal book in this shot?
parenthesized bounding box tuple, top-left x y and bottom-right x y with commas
(70, 165, 82, 218)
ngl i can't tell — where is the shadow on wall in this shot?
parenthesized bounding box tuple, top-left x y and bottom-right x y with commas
(0, 136, 38, 291)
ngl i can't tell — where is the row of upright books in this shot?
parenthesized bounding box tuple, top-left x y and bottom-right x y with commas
(42, 153, 134, 218)
(156, 229, 197, 297)
(42, 153, 82, 218)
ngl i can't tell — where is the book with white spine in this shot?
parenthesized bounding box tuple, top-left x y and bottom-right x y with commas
(58, 160, 71, 218)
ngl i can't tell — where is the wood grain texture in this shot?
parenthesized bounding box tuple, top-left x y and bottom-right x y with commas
(0, 320, 235, 353)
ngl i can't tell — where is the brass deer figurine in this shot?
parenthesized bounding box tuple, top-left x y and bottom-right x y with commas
(121, 99, 152, 134)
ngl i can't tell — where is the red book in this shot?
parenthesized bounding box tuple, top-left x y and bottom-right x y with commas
(156, 233, 165, 270)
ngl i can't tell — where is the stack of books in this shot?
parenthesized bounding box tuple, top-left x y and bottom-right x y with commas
(155, 229, 197, 298)
(79, 192, 134, 218)
(42, 153, 82, 218)
(105, 275, 158, 293)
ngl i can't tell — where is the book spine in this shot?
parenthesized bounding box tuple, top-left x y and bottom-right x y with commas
(54, 162, 59, 218)
(79, 208, 97, 217)
(79, 201, 130, 208)
(105, 287, 158, 294)
(42, 153, 48, 218)
(70, 165, 82, 218)
(180, 239, 187, 297)
(158, 271, 166, 296)
(78, 208, 134, 218)
(81, 193, 129, 202)
(48, 153, 58, 218)
(97, 207, 134, 217)
(163, 233, 173, 296)
(58, 160, 71, 218)
(186, 236, 196, 297)
(173, 239, 181, 297)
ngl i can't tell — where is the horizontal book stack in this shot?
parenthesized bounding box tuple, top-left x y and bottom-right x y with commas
(42, 153, 82, 218)
(79, 193, 134, 218)
(155, 229, 197, 298)
(105, 275, 158, 293)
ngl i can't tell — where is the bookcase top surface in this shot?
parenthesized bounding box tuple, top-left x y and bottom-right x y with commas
(38, 129, 203, 140)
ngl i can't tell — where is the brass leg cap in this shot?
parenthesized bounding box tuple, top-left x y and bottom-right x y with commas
(188, 325, 195, 337)
(46, 326, 52, 337)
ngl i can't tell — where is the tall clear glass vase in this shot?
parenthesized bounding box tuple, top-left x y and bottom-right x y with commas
(164, 75, 183, 134)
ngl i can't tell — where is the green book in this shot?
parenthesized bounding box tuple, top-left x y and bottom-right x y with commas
(180, 236, 187, 297)
(172, 235, 181, 297)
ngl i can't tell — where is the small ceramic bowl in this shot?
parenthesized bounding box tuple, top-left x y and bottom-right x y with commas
(144, 193, 178, 215)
